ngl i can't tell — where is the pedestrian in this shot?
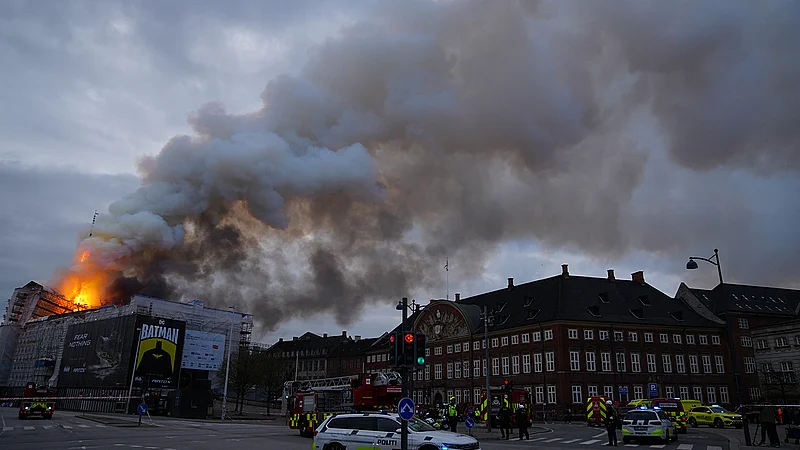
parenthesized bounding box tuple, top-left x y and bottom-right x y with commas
(447, 396, 459, 434)
(565, 406, 572, 424)
(499, 402, 512, 439)
(605, 400, 618, 446)
(516, 404, 530, 440)
(758, 404, 780, 447)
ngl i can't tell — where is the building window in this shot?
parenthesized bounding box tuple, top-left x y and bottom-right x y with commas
(629, 332, 638, 342)
(599, 330, 609, 341)
(547, 385, 557, 404)
(588, 385, 599, 397)
(738, 318, 749, 329)
(447, 345, 453, 354)
(776, 337, 789, 348)
(454, 343, 461, 353)
(586, 351, 596, 371)
(463, 360, 469, 378)
(447, 390, 453, 401)
(614, 331, 624, 342)
(572, 385, 583, 404)
(744, 357, 756, 373)
(757, 339, 770, 350)
(749, 388, 761, 402)
(699, 335, 708, 345)
(570, 351, 581, 371)
(634, 385, 643, 399)
(693, 386, 703, 401)
(535, 386, 545, 404)
(676, 354, 686, 373)
(604, 385, 614, 401)
(455, 390, 462, 404)
(473, 360, 480, 378)
(546, 352, 555, 371)
(492, 358, 499, 376)
(689, 355, 699, 373)
(702, 355, 712, 373)
(521, 333, 530, 344)
(435, 363, 442, 380)
(544, 329, 553, 341)
(715, 355, 725, 373)
(631, 353, 641, 372)
(569, 329, 578, 339)
(601, 352, 612, 372)
(533, 331, 541, 342)
(425, 366, 430, 380)
(483, 358, 487, 376)
(501, 336, 509, 347)
(720, 387, 730, 404)
(673, 334, 682, 344)
(616, 352, 626, 372)
(483, 340, 487, 349)
(666, 386, 674, 399)
(712, 335, 721, 345)
(502, 356, 510, 375)
(644, 332, 653, 343)
(447, 362, 454, 378)
(647, 353, 657, 372)
(686, 335, 695, 344)
(663, 354, 672, 373)
(741, 336, 753, 347)
(522, 354, 531, 373)
(707, 387, 717, 404)
(435, 346, 442, 356)
(584, 329, 594, 340)
(454, 361, 461, 378)
(511, 335, 519, 345)
(679, 386, 689, 400)
(473, 340, 480, 351)
(511, 355, 520, 374)
(491, 338, 499, 348)
(534, 353, 543, 372)
(660, 333, 669, 343)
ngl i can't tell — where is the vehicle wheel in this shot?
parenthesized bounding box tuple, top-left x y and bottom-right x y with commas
(664, 430, 670, 443)
(689, 418, 698, 428)
(46, 414, 53, 420)
(324, 443, 344, 450)
(419, 446, 439, 450)
(735, 424, 743, 429)
(714, 418, 724, 428)
(623, 437, 631, 444)
(18, 414, 24, 420)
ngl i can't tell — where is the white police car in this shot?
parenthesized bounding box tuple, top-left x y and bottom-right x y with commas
(622, 407, 678, 444)
(313, 411, 481, 450)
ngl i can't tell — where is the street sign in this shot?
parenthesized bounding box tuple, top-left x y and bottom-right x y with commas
(619, 387, 628, 394)
(464, 417, 475, 429)
(648, 383, 658, 397)
(398, 397, 415, 421)
(137, 403, 148, 415)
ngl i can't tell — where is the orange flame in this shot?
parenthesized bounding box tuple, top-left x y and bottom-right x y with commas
(55, 250, 108, 309)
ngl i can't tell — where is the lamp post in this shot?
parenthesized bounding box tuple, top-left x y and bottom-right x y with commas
(395, 298, 411, 450)
(685, 248, 750, 444)
(480, 306, 492, 432)
(221, 306, 235, 421)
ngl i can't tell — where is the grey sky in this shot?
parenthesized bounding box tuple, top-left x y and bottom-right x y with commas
(0, 0, 797, 344)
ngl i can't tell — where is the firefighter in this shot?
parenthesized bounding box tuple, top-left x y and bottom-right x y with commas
(605, 400, 618, 446)
(498, 401, 512, 439)
(515, 404, 530, 440)
(447, 396, 459, 433)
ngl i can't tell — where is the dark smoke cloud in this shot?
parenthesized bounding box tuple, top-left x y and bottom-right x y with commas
(66, 0, 799, 331)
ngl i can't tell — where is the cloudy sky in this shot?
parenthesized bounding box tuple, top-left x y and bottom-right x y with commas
(1, 0, 798, 345)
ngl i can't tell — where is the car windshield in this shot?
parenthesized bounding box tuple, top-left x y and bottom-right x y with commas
(625, 411, 657, 421)
(407, 417, 437, 432)
(711, 407, 730, 413)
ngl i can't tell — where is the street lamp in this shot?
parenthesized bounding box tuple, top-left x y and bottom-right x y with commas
(221, 306, 235, 421)
(686, 248, 723, 284)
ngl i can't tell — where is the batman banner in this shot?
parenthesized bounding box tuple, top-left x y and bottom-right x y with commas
(133, 316, 185, 388)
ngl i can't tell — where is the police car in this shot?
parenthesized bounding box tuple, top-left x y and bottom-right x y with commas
(621, 407, 678, 445)
(313, 411, 481, 450)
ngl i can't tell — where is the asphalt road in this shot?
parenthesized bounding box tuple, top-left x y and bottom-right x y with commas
(0, 408, 737, 450)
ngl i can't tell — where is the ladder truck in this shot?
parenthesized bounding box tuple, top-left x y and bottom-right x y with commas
(282, 371, 402, 437)
(18, 382, 57, 420)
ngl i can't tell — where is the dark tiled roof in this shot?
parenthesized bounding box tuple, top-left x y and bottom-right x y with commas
(457, 274, 724, 329)
(688, 287, 715, 311)
(268, 333, 350, 356)
(335, 337, 380, 357)
(711, 283, 800, 316)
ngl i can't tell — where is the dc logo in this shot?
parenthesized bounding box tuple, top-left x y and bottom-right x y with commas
(158, 319, 165, 325)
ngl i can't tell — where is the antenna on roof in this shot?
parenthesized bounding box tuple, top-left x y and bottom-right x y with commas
(444, 257, 449, 300)
(88, 210, 98, 237)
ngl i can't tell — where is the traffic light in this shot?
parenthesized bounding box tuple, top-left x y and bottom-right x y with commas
(414, 333, 427, 366)
(388, 332, 399, 366)
(402, 332, 415, 365)
(504, 379, 513, 393)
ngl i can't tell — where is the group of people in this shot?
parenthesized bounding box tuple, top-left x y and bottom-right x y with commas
(494, 402, 532, 440)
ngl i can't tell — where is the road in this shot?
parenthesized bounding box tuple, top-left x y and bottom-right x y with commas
(0, 408, 736, 450)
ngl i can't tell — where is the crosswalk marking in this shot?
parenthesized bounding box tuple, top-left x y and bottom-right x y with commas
(2, 426, 12, 431)
(625, 445, 638, 447)
(544, 437, 563, 442)
(650, 445, 666, 449)
(581, 439, 602, 445)
(77, 424, 90, 428)
(62, 425, 72, 429)
(43, 425, 53, 429)
(24, 426, 35, 430)
(677, 444, 694, 449)
(593, 431, 608, 438)
(708, 447, 723, 450)
(563, 439, 581, 443)
(531, 437, 547, 441)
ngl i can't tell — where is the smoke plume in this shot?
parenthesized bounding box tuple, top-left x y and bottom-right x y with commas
(64, 0, 800, 330)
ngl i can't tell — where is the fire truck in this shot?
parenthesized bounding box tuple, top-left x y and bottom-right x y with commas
(477, 385, 530, 427)
(18, 382, 57, 420)
(282, 371, 402, 437)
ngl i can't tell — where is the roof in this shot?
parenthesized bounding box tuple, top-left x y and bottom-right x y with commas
(267, 333, 351, 356)
(457, 273, 724, 330)
(710, 283, 800, 316)
(335, 337, 380, 357)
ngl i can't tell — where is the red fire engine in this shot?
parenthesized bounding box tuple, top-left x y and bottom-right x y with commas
(477, 385, 530, 426)
(282, 371, 403, 437)
(18, 382, 57, 420)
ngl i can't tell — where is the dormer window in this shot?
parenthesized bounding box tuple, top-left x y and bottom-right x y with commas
(599, 292, 610, 304)
(587, 305, 601, 317)
(630, 307, 644, 319)
(524, 296, 534, 308)
(669, 311, 684, 322)
(495, 301, 507, 312)
(527, 308, 540, 320)
(638, 295, 651, 306)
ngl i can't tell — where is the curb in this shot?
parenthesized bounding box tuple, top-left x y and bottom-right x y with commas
(76, 414, 158, 428)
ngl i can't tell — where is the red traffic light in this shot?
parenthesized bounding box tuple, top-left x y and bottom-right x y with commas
(404, 333, 415, 343)
(504, 380, 510, 385)
(390, 335, 396, 343)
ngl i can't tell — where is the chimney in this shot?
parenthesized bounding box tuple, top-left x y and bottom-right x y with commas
(355, 335, 361, 341)
(631, 271, 645, 284)
(455, 293, 460, 301)
(607, 269, 615, 280)
(292, 336, 298, 341)
(323, 333, 328, 338)
(562, 264, 569, 278)
(279, 338, 283, 342)
(507, 277, 514, 290)
(342, 330, 347, 337)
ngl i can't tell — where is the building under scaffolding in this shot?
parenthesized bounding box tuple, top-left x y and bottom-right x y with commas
(2, 281, 82, 325)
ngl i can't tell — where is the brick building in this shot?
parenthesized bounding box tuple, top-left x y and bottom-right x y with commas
(410, 265, 736, 411)
(677, 282, 800, 404)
